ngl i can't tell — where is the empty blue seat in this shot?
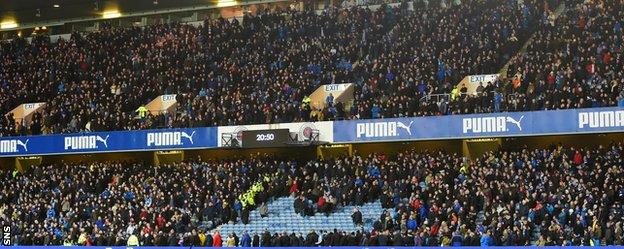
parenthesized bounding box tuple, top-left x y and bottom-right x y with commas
(213, 197, 383, 235)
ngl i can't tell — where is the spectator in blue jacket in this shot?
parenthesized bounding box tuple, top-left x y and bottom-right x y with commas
(326, 93, 334, 107)
(480, 230, 493, 246)
(406, 215, 418, 231)
(240, 232, 252, 247)
(451, 231, 464, 246)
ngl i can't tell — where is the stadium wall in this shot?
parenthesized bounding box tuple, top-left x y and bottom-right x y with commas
(186, 146, 319, 161)
(502, 133, 624, 150)
(351, 140, 463, 156)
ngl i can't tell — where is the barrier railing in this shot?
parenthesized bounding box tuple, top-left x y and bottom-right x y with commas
(420, 91, 520, 103)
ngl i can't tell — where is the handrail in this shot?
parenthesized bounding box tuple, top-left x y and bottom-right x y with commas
(419, 91, 520, 103)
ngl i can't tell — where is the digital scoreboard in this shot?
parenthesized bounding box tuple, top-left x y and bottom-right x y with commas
(241, 129, 291, 148)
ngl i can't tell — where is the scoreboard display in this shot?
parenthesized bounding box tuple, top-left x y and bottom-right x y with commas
(241, 129, 290, 148)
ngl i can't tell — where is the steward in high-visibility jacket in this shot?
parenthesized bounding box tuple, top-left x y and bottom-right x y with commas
(302, 96, 311, 105)
(451, 86, 460, 101)
(63, 238, 74, 246)
(127, 234, 140, 246)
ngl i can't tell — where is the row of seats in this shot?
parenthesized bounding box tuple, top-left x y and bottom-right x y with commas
(217, 197, 384, 235)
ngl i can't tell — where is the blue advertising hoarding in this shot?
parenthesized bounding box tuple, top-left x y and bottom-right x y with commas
(1, 107, 623, 157)
(333, 107, 624, 143)
(0, 127, 218, 157)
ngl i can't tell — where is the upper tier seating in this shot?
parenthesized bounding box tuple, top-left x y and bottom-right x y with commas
(0, 0, 572, 137)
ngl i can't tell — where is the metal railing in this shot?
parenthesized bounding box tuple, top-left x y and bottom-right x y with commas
(419, 91, 520, 103)
(419, 93, 450, 103)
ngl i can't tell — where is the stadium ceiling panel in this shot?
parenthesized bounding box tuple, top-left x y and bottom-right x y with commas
(0, 0, 207, 25)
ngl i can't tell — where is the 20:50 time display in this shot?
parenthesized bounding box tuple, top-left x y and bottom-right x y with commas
(256, 133, 275, 141)
(242, 129, 290, 148)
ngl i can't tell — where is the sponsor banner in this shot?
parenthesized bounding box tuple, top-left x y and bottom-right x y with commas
(0, 127, 217, 157)
(333, 107, 624, 143)
(217, 121, 334, 147)
(2, 107, 622, 156)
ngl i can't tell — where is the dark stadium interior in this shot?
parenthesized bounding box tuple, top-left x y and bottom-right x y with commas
(0, 0, 226, 25)
(0, 0, 623, 247)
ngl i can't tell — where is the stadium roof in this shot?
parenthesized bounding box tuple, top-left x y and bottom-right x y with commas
(0, 0, 224, 28)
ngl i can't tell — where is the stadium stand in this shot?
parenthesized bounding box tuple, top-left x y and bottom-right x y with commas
(503, 0, 623, 112)
(1, 143, 623, 246)
(1, 0, 623, 247)
(0, 0, 569, 137)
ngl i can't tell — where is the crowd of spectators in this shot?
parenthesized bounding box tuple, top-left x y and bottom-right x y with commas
(502, 0, 624, 112)
(0, 156, 295, 246)
(362, 143, 624, 246)
(2, 142, 623, 246)
(1, 0, 558, 137)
